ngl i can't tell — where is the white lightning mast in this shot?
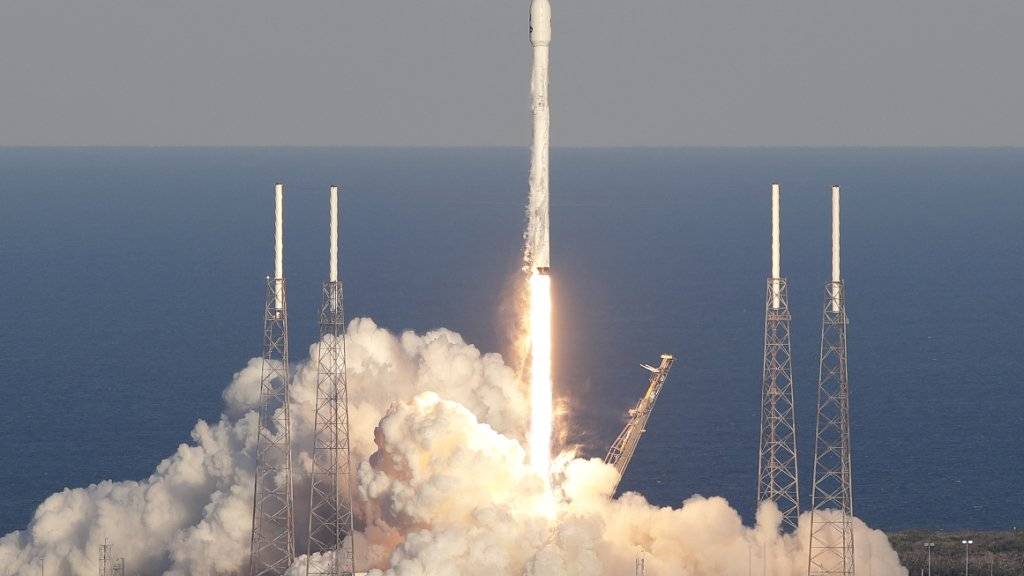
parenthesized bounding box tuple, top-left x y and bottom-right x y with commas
(306, 186, 356, 576)
(808, 185, 855, 576)
(756, 183, 801, 532)
(250, 183, 296, 576)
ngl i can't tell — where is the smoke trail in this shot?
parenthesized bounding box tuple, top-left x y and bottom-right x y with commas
(0, 319, 907, 576)
(0, 319, 525, 575)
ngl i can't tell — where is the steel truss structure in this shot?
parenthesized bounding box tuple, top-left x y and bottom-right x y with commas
(605, 355, 675, 480)
(305, 279, 356, 576)
(250, 277, 296, 576)
(98, 540, 112, 576)
(756, 277, 801, 532)
(807, 281, 854, 576)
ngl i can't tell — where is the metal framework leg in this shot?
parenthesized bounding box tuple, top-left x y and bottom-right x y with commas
(757, 277, 801, 532)
(808, 281, 854, 576)
(305, 280, 356, 576)
(250, 277, 296, 576)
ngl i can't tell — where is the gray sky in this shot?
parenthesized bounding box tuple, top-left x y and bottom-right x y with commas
(1, 0, 1022, 146)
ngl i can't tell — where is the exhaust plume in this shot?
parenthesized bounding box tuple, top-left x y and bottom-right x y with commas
(0, 319, 906, 576)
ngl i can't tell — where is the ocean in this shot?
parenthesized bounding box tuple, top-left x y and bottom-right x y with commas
(0, 147, 1021, 535)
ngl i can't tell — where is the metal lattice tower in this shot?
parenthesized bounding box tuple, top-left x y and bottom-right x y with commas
(250, 184, 296, 576)
(808, 186, 854, 576)
(306, 187, 356, 576)
(605, 355, 675, 480)
(756, 183, 800, 532)
(98, 540, 112, 576)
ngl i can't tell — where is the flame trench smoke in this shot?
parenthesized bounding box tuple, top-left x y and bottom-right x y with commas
(528, 272, 553, 479)
(526, 0, 553, 479)
(0, 319, 908, 575)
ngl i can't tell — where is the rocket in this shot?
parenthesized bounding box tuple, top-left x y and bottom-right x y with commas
(527, 0, 551, 274)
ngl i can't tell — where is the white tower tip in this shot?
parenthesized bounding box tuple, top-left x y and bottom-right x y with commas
(329, 186, 339, 283)
(274, 183, 284, 309)
(832, 185, 841, 284)
(771, 183, 782, 309)
(274, 183, 284, 282)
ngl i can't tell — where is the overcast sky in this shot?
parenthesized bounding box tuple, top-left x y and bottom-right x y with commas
(1, 1, 1022, 146)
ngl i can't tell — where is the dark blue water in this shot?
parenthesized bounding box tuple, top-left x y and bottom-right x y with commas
(1, 148, 1022, 535)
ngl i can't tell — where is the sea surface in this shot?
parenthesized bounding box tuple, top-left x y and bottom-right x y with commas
(0, 147, 1022, 535)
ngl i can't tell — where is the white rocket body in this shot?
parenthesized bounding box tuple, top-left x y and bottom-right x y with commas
(527, 0, 551, 270)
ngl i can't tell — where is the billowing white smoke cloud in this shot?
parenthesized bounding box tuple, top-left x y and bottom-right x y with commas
(342, 392, 904, 576)
(0, 319, 906, 576)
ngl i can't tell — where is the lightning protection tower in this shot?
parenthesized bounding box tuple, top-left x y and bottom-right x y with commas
(807, 186, 854, 576)
(250, 183, 296, 576)
(756, 183, 801, 532)
(306, 186, 356, 576)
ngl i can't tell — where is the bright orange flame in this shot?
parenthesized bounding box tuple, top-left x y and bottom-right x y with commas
(529, 271, 553, 479)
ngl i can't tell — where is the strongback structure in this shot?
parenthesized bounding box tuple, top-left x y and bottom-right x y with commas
(605, 355, 675, 481)
(250, 184, 296, 576)
(306, 186, 356, 576)
(756, 183, 801, 532)
(808, 186, 855, 576)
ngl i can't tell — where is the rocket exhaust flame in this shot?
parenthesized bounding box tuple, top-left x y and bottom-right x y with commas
(529, 270, 553, 478)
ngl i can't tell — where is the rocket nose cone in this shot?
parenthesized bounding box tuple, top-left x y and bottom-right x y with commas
(530, 0, 551, 46)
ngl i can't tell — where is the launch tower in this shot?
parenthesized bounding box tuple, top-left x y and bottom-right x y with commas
(807, 186, 855, 576)
(250, 184, 296, 576)
(756, 183, 801, 532)
(305, 186, 356, 576)
(605, 355, 675, 481)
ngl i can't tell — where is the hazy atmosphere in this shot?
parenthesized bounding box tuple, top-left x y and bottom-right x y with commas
(2, 0, 1023, 147)
(2, 1, 1022, 574)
